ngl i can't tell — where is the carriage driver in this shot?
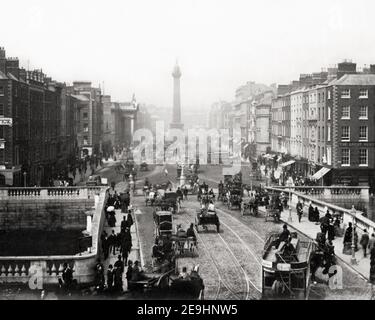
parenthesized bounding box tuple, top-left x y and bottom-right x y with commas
(207, 201, 216, 214)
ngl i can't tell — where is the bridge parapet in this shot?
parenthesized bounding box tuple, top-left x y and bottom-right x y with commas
(0, 186, 104, 200)
(265, 186, 375, 238)
(269, 186, 369, 200)
(0, 188, 108, 285)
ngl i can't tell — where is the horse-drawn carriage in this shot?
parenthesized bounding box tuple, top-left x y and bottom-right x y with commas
(227, 188, 242, 210)
(154, 211, 174, 238)
(129, 263, 204, 300)
(265, 195, 283, 222)
(199, 193, 215, 206)
(170, 265, 204, 300)
(195, 208, 220, 233)
(149, 191, 180, 214)
(241, 194, 259, 216)
(115, 160, 137, 180)
(261, 232, 315, 299)
(140, 162, 149, 171)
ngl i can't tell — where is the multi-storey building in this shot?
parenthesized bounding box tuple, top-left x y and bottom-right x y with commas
(290, 88, 304, 157)
(326, 71, 375, 189)
(271, 94, 284, 153)
(0, 47, 78, 186)
(67, 81, 103, 157)
(270, 61, 375, 190)
(255, 91, 274, 157)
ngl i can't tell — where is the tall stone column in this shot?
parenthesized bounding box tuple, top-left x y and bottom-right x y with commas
(170, 62, 184, 130)
(130, 117, 134, 139)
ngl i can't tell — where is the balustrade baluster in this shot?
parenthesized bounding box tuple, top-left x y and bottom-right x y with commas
(21, 265, 26, 277)
(14, 265, 19, 276)
(58, 263, 64, 274)
(0, 265, 6, 277)
(51, 263, 57, 275)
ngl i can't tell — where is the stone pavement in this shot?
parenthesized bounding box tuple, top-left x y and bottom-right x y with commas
(275, 206, 371, 281)
(200, 170, 371, 281)
(100, 180, 141, 292)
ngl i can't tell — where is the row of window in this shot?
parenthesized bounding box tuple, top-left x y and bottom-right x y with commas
(341, 126, 368, 141)
(341, 149, 368, 166)
(341, 89, 369, 99)
(274, 105, 368, 121)
(341, 105, 368, 119)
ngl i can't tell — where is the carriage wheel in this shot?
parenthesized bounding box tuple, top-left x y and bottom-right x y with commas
(216, 224, 220, 233)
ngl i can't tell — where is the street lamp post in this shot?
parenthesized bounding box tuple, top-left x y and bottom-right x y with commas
(286, 177, 293, 222)
(350, 205, 357, 265)
(23, 171, 27, 188)
(249, 168, 253, 192)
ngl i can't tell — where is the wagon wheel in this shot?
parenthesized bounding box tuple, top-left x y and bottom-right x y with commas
(216, 223, 220, 233)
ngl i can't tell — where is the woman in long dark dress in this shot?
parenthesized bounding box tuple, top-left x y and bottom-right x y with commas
(314, 207, 320, 222)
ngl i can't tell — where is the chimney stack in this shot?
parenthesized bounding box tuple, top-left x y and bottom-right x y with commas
(0, 47, 6, 74)
(337, 60, 357, 79)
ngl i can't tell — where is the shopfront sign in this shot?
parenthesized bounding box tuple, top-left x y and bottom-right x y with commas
(0, 118, 12, 126)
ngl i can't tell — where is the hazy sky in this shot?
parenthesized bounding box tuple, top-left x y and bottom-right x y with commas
(1, 0, 375, 110)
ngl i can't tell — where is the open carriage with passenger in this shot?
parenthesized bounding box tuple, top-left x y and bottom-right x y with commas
(265, 193, 283, 222)
(227, 187, 242, 210)
(195, 204, 220, 233)
(150, 191, 180, 214)
(153, 211, 197, 257)
(170, 224, 198, 257)
(261, 231, 315, 300)
(241, 191, 259, 216)
(140, 162, 149, 171)
(131, 262, 204, 300)
(170, 264, 204, 300)
(115, 160, 137, 180)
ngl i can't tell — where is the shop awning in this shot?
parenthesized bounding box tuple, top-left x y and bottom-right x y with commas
(311, 167, 331, 180)
(280, 160, 296, 168)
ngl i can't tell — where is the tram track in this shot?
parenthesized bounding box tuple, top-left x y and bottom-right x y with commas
(182, 204, 262, 299)
(176, 213, 241, 300)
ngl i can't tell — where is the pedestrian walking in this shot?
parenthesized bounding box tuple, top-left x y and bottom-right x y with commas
(308, 203, 314, 222)
(114, 255, 124, 292)
(94, 259, 105, 292)
(368, 233, 375, 252)
(360, 229, 370, 258)
(121, 211, 133, 232)
(314, 207, 320, 223)
(327, 220, 335, 241)
(296, 200, 303, 223)
(126, 260, 133, 292)
(183, 186, 188, 200)
(108, 230, 117, 255)
(101, 231, 109, 260)
(107, 264, 114, 292)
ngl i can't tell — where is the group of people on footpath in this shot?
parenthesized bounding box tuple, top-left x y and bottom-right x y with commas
(94, 181, 146, 294)
(294, 196, 375, 281)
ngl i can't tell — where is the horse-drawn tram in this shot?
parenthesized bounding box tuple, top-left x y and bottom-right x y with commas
(261, 232, 315, 300)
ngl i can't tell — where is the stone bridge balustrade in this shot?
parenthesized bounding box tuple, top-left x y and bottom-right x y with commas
(0, 186, 104, 200)
(0, 188, 108, 285)
(265, 186, 375, 241)
(272, 186, 369, 201)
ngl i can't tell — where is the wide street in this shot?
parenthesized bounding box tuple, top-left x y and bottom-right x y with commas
(105, 162, 372, 300)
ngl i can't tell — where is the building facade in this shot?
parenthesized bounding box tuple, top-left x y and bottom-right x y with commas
(67, 81, 103, 157)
